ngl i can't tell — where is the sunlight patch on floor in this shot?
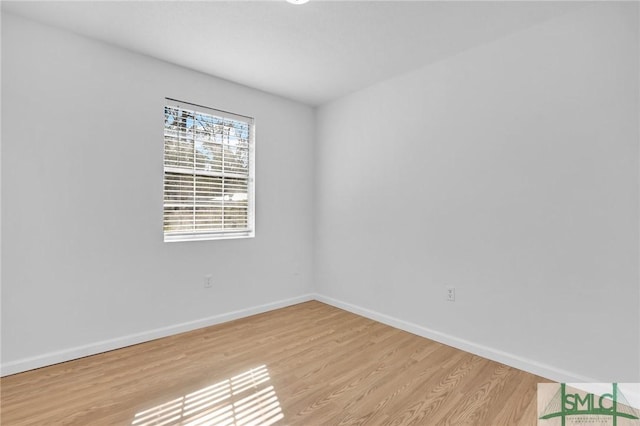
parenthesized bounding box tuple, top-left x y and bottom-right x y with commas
(132, 365, 283, 426)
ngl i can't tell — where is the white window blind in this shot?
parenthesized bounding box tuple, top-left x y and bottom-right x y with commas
(163, 99, 255, 242)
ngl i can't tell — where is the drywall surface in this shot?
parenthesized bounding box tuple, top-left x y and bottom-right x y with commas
(1, 13, 315, 373)
(315, 3, 639, 382)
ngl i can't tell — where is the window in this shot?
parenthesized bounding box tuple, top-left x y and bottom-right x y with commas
(163, 98, 255, 242)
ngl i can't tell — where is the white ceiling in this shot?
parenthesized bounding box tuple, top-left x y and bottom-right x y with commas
(2, 1, 584, 106)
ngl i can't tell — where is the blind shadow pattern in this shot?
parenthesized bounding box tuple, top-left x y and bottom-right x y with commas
(131, 365, 283, 426)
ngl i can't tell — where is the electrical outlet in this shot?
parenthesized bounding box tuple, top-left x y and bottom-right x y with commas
(204, 275, 213, 288)
(446, 286, 455, 302)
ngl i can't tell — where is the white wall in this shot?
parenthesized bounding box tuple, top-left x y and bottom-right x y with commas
(316, 3, 639, 382)
(1, 13, 315, 374)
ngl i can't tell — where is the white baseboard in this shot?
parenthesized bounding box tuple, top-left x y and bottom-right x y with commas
(313, 293, 600, 384)
(1, 294, 314, 377)
(625, 389, 640, 410)
(1, 293, 610, 384)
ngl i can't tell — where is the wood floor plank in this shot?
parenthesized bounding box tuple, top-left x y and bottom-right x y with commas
(1, 301, 551, 425)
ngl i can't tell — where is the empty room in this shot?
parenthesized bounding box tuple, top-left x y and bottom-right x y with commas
(1, 1, 639, 425)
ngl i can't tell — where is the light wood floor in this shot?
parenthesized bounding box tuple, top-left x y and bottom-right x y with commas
(1, 301, 549, 425)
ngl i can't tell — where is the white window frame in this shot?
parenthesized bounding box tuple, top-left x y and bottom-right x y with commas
(163, 98, 255, 242)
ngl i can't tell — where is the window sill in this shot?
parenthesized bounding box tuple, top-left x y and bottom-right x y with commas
(164, 231, 255, 242)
